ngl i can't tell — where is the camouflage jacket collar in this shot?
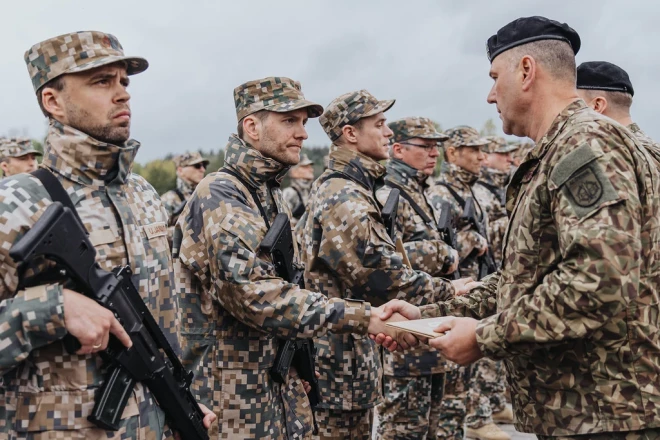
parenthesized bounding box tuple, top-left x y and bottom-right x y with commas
(222, 134, 289, 189)
(385, 158, 429, 192)
(328, 144, 386, 191)
(531, 99, 586, 163)
(42, 119, 139, 187)
(438, 161, 480, 187)
(176, 176, 195, 198)
(479, 167, 509, 189)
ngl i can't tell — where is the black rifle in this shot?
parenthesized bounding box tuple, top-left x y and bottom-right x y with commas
(381, 188, 401, 240)
(260, 213, 320, 433)
(462, 197, 497, 280)
(9, 202, 208, 440)
(436, 200, 461, 280)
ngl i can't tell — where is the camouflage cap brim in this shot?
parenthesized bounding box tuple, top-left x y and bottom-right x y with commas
(16, 149, 43, 157)
(458, 137, 491, 148)
(264, 98, 324, 119)
(65, 55, 148, 78)
(416, 130, 449, 141)
(358, 99, 395, 121)
(494, 144, 520, 153)
(186, 158, 210, 166)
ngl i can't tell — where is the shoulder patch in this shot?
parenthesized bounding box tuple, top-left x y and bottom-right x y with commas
(550, 144, 619, 219)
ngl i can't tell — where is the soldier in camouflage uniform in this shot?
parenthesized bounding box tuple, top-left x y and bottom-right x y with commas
(295, 91, 457, 440)
(473, 136, 517, 267)
(0, 31, 214, 440)
(161, 152, 209, 246)
(282, 153, 314, 227)
(430, 127, 508, 440)
(469, 136, 517, 430)
(576, 61, 660, 160)
(174, 77, 413, 440)
(374, 116, 459, 439)
(0, 137, 41, 177)
(383, 15, 660, 439)
(161, 151, 209, 227)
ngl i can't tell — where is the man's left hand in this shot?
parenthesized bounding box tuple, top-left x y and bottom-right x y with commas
(429, 317, 483, 365)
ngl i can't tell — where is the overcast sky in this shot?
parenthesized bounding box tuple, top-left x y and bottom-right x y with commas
(1, 0, 657, 163)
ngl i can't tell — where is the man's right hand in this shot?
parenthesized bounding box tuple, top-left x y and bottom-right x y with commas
(62, 288, 132, 355)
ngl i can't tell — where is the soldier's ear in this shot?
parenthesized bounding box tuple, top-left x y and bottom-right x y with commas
(391, 142, 404, 159)
(0, 161, 9, 176)
(341, 124, 359, 144)
(242, 115, 261, 143)
(520, 55, 536, 92)
(40, 86, 66, 120)
(592, 96, 608, 114)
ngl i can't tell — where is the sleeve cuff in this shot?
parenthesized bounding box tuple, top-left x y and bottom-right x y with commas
(475, 312, 509, 359)
(22, 284, 67, 341)
(340, 299, 371, 334)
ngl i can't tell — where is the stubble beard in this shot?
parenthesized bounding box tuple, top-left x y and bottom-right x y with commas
(64, 99, 130, 145)
(260, 126, 299, 166)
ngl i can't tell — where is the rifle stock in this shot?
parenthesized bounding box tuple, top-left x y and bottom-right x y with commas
(461, 198, 497, 280)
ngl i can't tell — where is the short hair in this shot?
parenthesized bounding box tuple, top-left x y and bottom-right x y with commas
(502, 39, 576, 83)
(237, 110, 270, 140)
(335, 117, 366, 146)
(36, 76, 66, 118)
(582, 89, 633, 111)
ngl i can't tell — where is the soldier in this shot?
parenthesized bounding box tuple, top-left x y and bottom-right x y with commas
(296, 91, 458, 440)
(468, 136, 517, 436)
(282, 153, 314, 226)
(381, 15, 660, 439)
(473, 136, 517, 265)
(374, 116, 459, 439)
(161, 152, 209, 227)
(576, 61, 660, 159)
(0, 137, 41, 176)
(0, 31, 214, 439)
(174, 77, 415, 440)
(431, 126, 507, 440)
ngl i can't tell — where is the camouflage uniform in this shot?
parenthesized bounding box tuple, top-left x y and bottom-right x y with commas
(421, 100, 660, 437)
(469, 138, 515, 432)
(430, 126, 493, 438)
(374, 117, 454, 439)
(282, 154, 314, 227)
(628, 123, 660, 161)
(0, 137, 42, 176)
(175, 77, 374, 440)
(296, 92, 455, 440)
(0, 31, 174, 440)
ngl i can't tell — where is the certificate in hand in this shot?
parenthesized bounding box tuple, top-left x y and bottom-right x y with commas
(385, 317, 453, 339)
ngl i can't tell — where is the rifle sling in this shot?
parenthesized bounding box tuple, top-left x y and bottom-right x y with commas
(384, 182, 434, 225)
(31, 168, 87, 233)
(220, 168, 272, 229)
(437, 182, 466, 209)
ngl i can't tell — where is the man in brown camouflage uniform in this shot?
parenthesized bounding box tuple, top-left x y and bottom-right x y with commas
(0, 31, 214, 439)
(295, 91, 458, 439)
(374, 116, 459, 439)
(161, 151, 209, 227)
(576, 61, 660, 160)
(382, 15, 660, 439)
(174, 78, 414, 440)
(0, 137, 41, 177)
(431, 126, 508, 440)
(282, 153, 314, 227)
(468, 137, 517, 435)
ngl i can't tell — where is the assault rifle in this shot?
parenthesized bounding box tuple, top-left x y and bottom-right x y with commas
(462, 197, 497, 280)
(260, 213, 320, 433)
(436, 200, 461, 280)
(9, 202, 208, 440)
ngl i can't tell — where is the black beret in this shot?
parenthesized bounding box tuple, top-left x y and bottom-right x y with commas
(576, 61, 634, 96)
(487, 16, 581, 63)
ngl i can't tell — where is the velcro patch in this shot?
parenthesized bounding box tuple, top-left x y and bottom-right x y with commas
(566, 167, 603, 207)
(143, 222, 167, 239)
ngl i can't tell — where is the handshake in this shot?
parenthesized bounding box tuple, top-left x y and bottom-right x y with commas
(366, 278, 484, 365)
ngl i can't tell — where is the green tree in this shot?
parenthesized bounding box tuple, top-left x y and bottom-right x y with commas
(135, 160, 176, 195)
(480, 118, 497, 137)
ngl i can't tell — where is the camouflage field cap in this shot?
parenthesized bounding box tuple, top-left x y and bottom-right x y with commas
(320, 90, 395, 141)
(444, 126, 490, 149)
(174, 152, 210, 168)
(485, 136, 519, 154)
(298, 154, 313, 166)
(388, 117, 448, 144)
(25, 31, 149, 93)
(233, 76, 323, 122)
(0, 137, 42, 159)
